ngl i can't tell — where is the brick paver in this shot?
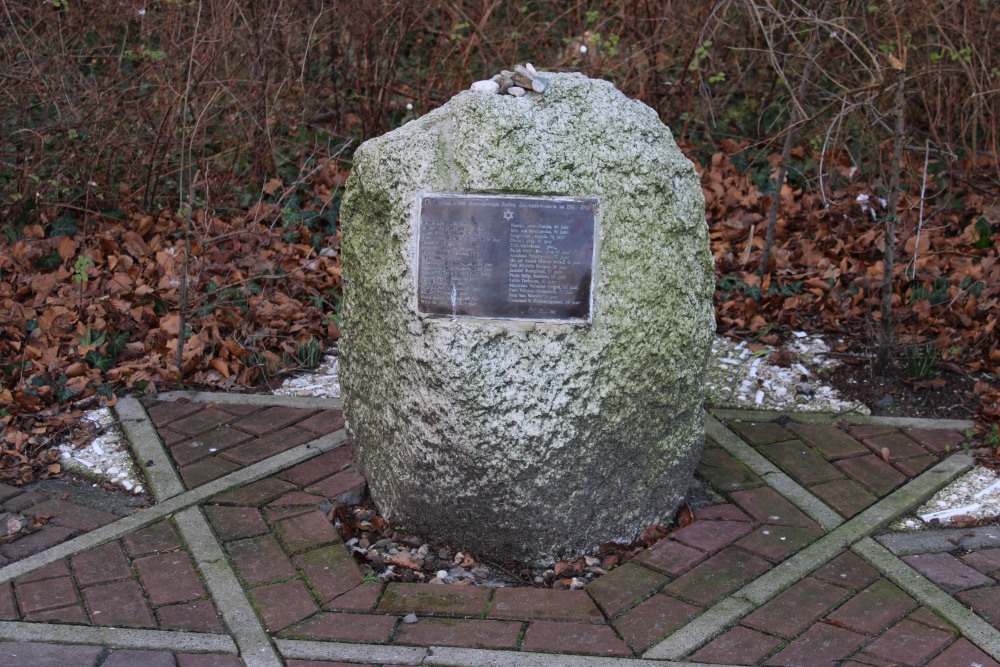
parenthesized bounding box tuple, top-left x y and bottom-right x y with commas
(284, 612, 397, 643)
(956, 586, 1000, 627)
(324, 583, 381, 612)
(204, 505, 269, 541)
(251, 579, 319, 632)
(123, 519, 183, 556)
(809, 478, 877, 517)
(729, 487, 818, 528)
(697, 447, 764, 491)
(613, 593, 699, 653)
(169, 408, 237, 436)
(742, 577, 850, 638)
(70, 540, 132, 587)
(156, 599, 226, 633)
(812, 551, 880, 590)
(377, 582, 489, 617)
(584, 562, 666, 618)
(689, 625, 783, 665)
(638, 537, 708, 576)
(859, 431, 928, 460)
(83, 579, 155, 628)
(926, 638, 1000, 666)
(903, 552, 995, 593)
(221, 427, 316, 466)
(669, 519, 753, 553)
(835, 454, 906, 496)
(15, 576, 77, 614)
(232, 405, 318, 435)
(766, 622, 866, 665)
(134, 551, 206, 605)
(396, 617, 522, 649)
(227, 534, 297, 585)
(735, 524, 823, 563)
(275, 510, 341, 553)
(522, 620, 632, 656)
(963, 548, 1000, 576)
(728, 422, 794, 445)
(278, 446, 353, 487)
(787, 423, 868, 460)
(666, 547, 771, 606)
(1, 525, 76, 560)
(103, 650, 176, 667)
(861, 618, 956, 666)
(826, 578, 918, 634)
(23, 499, 120, 531)
(758, 440, 844, 485)
(903, 428, 966, 454)
(0, 642, 104, 666)
(293, 545, 363, 603)
(490, 587, 603, 622)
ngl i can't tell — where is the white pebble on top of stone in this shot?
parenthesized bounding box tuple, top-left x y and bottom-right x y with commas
(471, 80, 500, 94)
(57, 408, 145, 495)
(486, 63, 549, 97)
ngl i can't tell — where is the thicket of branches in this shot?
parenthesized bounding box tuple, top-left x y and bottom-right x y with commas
(2, 0, 996, 221)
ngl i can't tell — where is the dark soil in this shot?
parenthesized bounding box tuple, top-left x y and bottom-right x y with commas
(824, 352, 989, 422)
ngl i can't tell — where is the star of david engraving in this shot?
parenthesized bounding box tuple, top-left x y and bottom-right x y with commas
(503, 209, 514, 220)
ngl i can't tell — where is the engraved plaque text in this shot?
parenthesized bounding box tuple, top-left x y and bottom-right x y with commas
(418, 195, 596, 320)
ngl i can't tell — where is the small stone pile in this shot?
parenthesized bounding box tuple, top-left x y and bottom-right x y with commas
(330, 500, 678, 589)
(333, 505, 521, 587)
(470, 63, 549, 97)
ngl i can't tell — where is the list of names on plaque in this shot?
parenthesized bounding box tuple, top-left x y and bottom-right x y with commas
(418, 195, 596, 320)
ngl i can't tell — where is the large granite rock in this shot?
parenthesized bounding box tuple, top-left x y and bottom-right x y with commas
(340, 73, 714, 565)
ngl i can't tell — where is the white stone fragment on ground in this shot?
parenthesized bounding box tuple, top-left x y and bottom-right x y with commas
(471, 80, 500, 94)
(507, 86, 526, 97)
(58, 408, 145, 495)
(920, 504, 981, 523)
(704, 335, 865, 413)
(890, 467, 1000, 531)
(272, 354, 341, 398)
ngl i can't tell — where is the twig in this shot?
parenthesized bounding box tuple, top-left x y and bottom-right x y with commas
(757, 0, 830, 276)
(176, 0, 205, 376)
(907, 140, 931, 279)
(876, 53, 908, 375)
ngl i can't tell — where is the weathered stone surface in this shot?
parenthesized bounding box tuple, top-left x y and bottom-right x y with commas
(341, 72, 713, 564)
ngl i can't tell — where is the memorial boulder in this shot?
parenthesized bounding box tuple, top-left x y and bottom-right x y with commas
(340, 72, 714, 565)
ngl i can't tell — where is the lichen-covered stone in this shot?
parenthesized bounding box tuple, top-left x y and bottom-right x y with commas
(340, 73, 714, 565)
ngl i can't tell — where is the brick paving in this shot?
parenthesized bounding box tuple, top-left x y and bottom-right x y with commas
(0, 397, 993, 667)
(145, 400, 347, 490)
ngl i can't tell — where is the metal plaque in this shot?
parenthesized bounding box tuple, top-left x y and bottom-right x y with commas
(417, 194, 597, 321)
